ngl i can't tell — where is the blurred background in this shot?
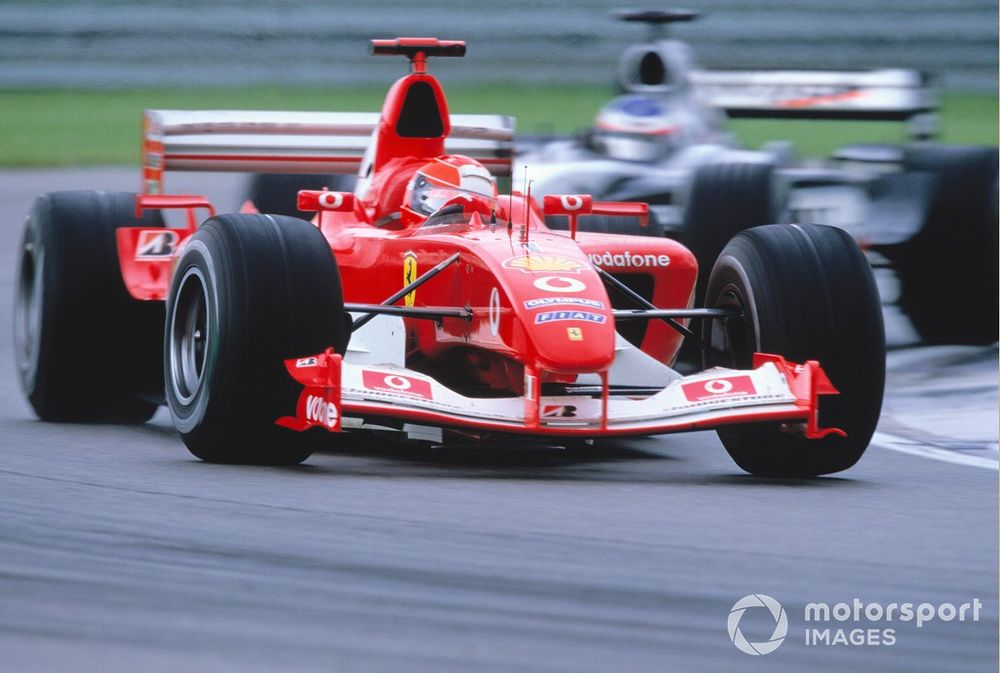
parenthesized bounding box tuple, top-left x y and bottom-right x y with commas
(1, 0, 996, 165)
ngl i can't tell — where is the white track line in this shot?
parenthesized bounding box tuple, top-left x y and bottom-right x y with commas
(872, 431, 999, 470)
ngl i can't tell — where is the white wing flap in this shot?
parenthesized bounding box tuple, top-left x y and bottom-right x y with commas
(142, 109, 515, 193)
(690, 68, 935, 121)
(338, 361, 804, 436)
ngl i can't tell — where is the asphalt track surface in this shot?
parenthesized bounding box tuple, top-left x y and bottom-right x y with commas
(1, 169, 997, 673)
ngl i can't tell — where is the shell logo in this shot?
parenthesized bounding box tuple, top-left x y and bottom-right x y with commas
(503, 255, 585, 274)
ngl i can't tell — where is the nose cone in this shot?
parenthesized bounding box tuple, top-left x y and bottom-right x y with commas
(505, 259, 616, 374)
(528, 300, 617, 373)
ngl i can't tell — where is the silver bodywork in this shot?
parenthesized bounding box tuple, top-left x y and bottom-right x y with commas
(516, 31, 937, 242)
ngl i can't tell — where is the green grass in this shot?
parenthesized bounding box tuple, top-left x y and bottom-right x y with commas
(728, 92, 999, 156)
(0, 85, 995, 167)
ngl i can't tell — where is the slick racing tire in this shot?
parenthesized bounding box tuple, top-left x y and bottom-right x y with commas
(165, 213, 348, 465)
(683, 161, 782, 302)
(703, 224, 885, 478)
(673, 162, 784, 371)
(15, 191, 165, 423)
(893, 145, 998, 345)
(247, 173, 356, 218)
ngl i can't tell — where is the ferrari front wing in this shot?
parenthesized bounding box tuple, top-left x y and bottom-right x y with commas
(276, 350, 844, 440)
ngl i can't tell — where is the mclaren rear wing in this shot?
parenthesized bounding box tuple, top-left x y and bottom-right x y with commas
(689, 68, 935, 122)
(142, 109, 515, 194)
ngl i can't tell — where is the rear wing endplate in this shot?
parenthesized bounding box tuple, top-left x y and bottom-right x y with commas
(689, 68, 935, 121)
(142, 109, 514, 194)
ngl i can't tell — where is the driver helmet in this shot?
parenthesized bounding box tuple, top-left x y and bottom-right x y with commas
(402, 155, 498, 223)
(592, 95, 680, 162)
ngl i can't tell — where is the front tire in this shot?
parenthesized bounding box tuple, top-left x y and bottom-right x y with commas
(15, 191, 164, 422)
(703, 224, 885, 477)
(164, 214, 348, 465)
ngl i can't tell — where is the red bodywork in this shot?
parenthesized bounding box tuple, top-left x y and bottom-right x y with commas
(119, 38, 842, 442)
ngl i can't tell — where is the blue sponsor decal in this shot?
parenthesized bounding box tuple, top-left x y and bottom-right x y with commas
(535, 310, 607, 325)
(524, 297, 605, 310)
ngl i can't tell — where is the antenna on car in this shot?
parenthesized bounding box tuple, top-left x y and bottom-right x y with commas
(506, 167, 517, 237)
(522, 177, 533, 244)
(521, 177, 534, 243)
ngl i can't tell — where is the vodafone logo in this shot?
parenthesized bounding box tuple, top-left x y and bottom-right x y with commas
(560, 195, 585, 211)
(317, 191, 344, 209)
(361, 370, 433, 400)
(488, 287, 501, 336)
(304, 394, 338, 429)
(533, 276, 586, 293)
(383, 375, 412, 391)
(705, 379, 734, 394)
(588, 250, 670, 269)
(682, 375, 757, 402)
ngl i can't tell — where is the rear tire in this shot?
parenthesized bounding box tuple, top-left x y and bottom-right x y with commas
(247, 173, 355, 218)
(544, 212, 665, 237)
(674, 162, 784, 370)
(14, 191, 164, 423)
(164, 214, 348, 465)
(892, 145, 998, 345)
(683, 162, 782, 302)
(703, 224, 885, 477)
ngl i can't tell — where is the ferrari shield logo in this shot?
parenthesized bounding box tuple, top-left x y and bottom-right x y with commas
(403, 251, 418, 307)
(567, 327, 583, 341)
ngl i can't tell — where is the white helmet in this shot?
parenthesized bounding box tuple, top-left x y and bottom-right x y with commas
(592, 95, 681, 162)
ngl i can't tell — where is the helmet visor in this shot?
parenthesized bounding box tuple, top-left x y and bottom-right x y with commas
(409, 166, 497, 216)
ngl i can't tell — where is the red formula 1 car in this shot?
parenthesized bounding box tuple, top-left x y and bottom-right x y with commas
(14, 38, 885, 477)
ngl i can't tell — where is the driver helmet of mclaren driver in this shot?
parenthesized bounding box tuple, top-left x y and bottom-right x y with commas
(402, 155, 498, 224)
(591, 95, 682, 162)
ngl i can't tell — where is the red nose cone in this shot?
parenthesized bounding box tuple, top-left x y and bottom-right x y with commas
(500, 252, 616, 374)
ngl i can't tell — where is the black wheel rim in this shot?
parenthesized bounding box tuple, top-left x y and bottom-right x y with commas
(707, 282, 754, 369)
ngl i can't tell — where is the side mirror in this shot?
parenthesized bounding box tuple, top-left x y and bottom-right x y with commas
(542, 195, 648, 238)
(297, 190, 355, 213)
(542, 194, 593, 216)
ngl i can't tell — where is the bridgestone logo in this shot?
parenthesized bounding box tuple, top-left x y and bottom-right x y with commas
(588, 251, 669, 268)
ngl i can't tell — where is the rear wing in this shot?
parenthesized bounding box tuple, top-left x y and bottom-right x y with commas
(689, 68, 935, 122)
(142, 109, 514, 195)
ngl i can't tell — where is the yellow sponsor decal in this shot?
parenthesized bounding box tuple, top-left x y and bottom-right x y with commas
(403, 251, 418, 307)
(503, 255, 584, 274)
(567, 327, 583, 341)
